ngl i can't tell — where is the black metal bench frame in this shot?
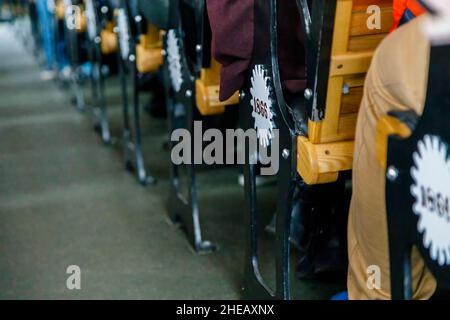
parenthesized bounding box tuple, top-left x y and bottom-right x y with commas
(240, 0, 345, 300)
(63, 0, 88, 112)
(116, 0, 157, 186)
(85, 0, 113, 144)
(385, 7, 450, 298)
(163, 0, 219, 254)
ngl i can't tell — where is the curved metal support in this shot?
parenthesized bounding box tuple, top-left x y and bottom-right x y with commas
(295, 0, 336, 121)
(64, 0, 86, 112)
(240, 0, 298, 300)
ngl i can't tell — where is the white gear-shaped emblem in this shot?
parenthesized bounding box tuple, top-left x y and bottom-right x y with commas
(117, 8, 130, 60)
(410, 134, 450, 266)
(250, 65, 274, 148)
(85, 0, 97, 41)
(167, 29, 183, 93)
(47, 0, 56, 13)
(421, 0, 450, 45)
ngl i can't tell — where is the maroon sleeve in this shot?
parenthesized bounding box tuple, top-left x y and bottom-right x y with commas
(206, 0, 254, 101)
(277, 0, 307, 95)
(207, 0, 306, 101)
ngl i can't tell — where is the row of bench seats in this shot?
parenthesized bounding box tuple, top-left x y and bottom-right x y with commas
(15, 0, 450, 299)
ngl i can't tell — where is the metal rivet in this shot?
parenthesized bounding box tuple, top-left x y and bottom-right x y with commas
(135, 15, 142, 23)
(240, 91, 246, 99)
(94, 36, 101, 44)
(195, 44, 202, 52)
(101, 6, 108, 14)
(386, 166, 399, 182)
(342, 83, 350, 95)
(304, 88, 313, 100)
(185, 90, 193, 98)
(282, 149, 290, 159)
(161, 49, 166, 56)
(129, 54, 135, 62)
(113, 26, 119, 33)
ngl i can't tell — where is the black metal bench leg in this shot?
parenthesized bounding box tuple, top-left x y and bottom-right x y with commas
(69, 32, 85, 112)
(131, 61, 155, 186)
(92, 42, 112, 144)
(119, 53, 134, 171)
(164, 68, 216, 253)
(242, 162, 274, 299)
(274, 136, 296, 300)
(89, 43, 101, 133)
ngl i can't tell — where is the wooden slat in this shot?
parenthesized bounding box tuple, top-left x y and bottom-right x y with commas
(352, 0, 392, 11)
(344, 74, 366, 87)
(348, 33, 387, 52)
(317, 76, 345, 143)
(330, 51, 373, 76)
(341, 86, 363, 114)
(331, 0, 354, 55)
(338, 112, 358, 137)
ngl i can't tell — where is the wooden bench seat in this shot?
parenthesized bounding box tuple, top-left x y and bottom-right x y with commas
(136, 24, 163, 74)
(100, 21, 118, 55)
(195, 59, 239, 116)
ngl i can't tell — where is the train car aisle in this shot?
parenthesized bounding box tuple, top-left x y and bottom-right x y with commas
(0, 24, 243, 299)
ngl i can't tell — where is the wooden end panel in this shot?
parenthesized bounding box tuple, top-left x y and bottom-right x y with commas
(195, 79, 239, 116)
(136, 45, 163, 74)
(297, 136, 355, 185)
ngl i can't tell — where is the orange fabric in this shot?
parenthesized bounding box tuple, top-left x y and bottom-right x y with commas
(392, 0, 426, 30)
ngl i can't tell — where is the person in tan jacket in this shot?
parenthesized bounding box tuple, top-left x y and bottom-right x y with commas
(347, 14, 437, 299)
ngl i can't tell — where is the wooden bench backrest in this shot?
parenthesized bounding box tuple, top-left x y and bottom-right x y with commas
(308, 0, 393, 144)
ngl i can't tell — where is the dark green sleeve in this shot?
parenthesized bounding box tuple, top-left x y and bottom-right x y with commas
(137, 0, 169, 30)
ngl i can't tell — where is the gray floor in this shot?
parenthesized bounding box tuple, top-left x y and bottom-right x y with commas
(0, 24, 343, 300)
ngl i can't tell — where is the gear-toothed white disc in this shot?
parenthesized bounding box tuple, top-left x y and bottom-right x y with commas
(167, 30, 183, 93)
(85, 0, 97, 41)
(250, 65, 274, 148)
(117, 8, 130, 60)
(410, 134, 450, 266)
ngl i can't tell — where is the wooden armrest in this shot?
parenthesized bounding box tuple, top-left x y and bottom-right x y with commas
(375, 115, 413, 170)
(297, 137, 354, 185)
